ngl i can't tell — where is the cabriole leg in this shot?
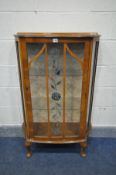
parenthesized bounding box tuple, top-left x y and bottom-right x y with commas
(25, 141, 32, 158)
(80, 141, 87, 158)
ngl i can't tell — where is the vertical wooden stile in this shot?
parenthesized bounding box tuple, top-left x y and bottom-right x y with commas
(45, 44, 51, 137)
(62, 44, 67, 137)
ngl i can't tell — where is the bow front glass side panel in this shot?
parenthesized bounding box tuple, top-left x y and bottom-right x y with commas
(27, 42, 84, 138)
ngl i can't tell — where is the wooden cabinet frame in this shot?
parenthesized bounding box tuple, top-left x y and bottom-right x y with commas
(15, 33, 100, 158)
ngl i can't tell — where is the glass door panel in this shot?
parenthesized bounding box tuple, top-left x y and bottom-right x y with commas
(27, 43, 48, 136)
(65, 43, 84, 137)
(48, 43, 63, 136)
(26, 42, 84, 138)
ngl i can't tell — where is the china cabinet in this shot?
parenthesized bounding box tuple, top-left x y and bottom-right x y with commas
(15, 33, 100, 158)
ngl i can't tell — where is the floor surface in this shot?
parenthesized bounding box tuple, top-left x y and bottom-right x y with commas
(0, 137, 116, 175)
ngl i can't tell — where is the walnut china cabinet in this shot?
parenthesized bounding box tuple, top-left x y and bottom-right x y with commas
(15, 33, 100, 158)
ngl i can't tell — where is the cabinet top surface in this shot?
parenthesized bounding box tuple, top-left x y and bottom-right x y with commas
(15, 32, 100, 38)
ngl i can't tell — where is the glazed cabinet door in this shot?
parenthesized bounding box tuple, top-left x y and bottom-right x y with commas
(18, 38, 92, 141)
